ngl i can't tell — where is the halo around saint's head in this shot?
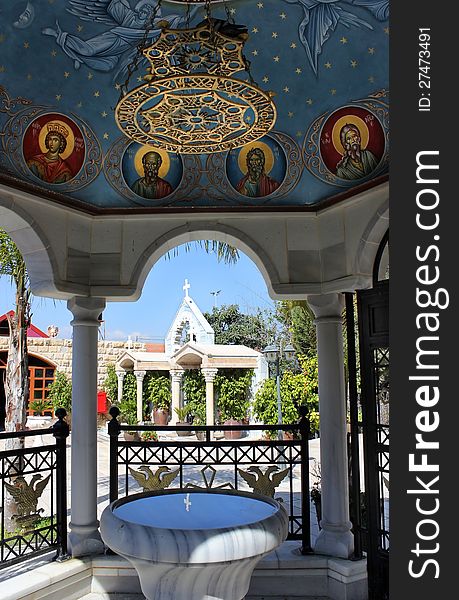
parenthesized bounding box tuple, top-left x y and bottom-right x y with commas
(238, 142, 275, 175)
(331, 116, 369, 156)
(39, 120, 75, 159)
(134, 146, 170, 178)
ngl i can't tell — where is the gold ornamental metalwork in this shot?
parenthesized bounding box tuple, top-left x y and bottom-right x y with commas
(128, 465, 179, 491)
(115, 21, 277, 154)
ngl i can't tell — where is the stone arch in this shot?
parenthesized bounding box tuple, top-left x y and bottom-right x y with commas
(130, 222, 280, 301)
(0, 197, 59, 298)
(354, 197, 389, 289)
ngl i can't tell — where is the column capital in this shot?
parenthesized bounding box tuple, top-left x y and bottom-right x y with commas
(115, 370, 126, 380)
(307, 293, 344, 321)
(67, 297, 106, 327)
(170, 369, 184, 383)
(134, 370, 146, 380)
(201, 368, 218, 382)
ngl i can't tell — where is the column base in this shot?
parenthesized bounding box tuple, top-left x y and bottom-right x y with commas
(69, 523, 105, 557)
(314, 522, 354, 559)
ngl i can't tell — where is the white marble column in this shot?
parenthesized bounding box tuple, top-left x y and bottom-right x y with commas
(307, 293, 354, 559)
(116, 370, 125, 404)
(134, 370, 146, 423)
(67, 296, 106, 557)
(201, 368, 218, 426)
(170, 370, 183, 425)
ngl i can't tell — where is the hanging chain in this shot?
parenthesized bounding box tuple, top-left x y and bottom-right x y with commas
(117, 0, 164, 103)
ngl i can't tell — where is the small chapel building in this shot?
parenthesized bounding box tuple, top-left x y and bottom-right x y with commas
(114, 280, 268, 424)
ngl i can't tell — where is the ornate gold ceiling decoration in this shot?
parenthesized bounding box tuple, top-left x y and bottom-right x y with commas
(115, 19, 277, 155)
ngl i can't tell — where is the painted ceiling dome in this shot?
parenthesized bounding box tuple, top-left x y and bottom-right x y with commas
(0, 0, 389, 212)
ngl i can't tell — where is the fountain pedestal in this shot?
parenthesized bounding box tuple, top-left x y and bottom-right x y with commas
(100, 489, 289, 600)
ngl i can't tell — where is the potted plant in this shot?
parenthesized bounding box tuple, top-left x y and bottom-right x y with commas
(174, 406, 190, 436)
(191, 404, 207, 441)
(119, 399, 139, 441)
(183, 370, 207, 440)
(141, 430, 158, 442)
(146, 374, 171, 425)
(215, 370, 253, 440)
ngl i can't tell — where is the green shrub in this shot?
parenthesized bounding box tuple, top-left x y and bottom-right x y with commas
(103, 364, 118, 405)
(146, 373, 171, 411)
(215, 370, 253, 422)
(253, 355, 319, 435)
(182, 370, 206, 424)
(47, 371, 72, 413)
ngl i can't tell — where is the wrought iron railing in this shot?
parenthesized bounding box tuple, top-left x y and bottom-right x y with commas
(108, 406, 313, 555)
(0, 409, 69, 569)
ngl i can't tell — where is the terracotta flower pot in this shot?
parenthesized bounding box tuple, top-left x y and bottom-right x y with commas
(153, 408, 169, 426)
(223, 419, 243, 440)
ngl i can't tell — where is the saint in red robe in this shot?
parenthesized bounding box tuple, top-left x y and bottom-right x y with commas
(236, 173, 280, 197)
(27, 154, 73, 184)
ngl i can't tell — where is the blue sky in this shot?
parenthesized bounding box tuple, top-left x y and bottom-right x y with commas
(0, 245, 274, 342)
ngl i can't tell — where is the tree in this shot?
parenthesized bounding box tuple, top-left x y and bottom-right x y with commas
(0, 229, 31, 448)
(276, 300, 317, 357)
(203, 304, 275, 351)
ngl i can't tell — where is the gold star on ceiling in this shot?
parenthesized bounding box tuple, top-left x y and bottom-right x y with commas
(280, 13, 287, 20)
(115, 83, 121, 90)
(94, 91, 100, 97)
(330, 89, 337, 95)
(27, 74, 32, 80)
(273, 56, 280, 62)
(24, 41, 29, 49)
(64, 71, 70, 78)
(252, 27, 259, 33)
(252, 50, 258, 56)
(77, 25, 84, 32)
(101, 111, 108, 118)
(55, 94, 62, 101)
(262, 76, 269, 83)
(350, 60, 358, 68)
(384, 27, 389, 34)
(325, 62, 332, 69)
(87, 72, 93, 80)
(77, 101, 83, 108)
(306, 98, 313, 105)
(296, 131, 303, 137)
(295, 68, 302, 74)
(257, 2, 263, 8)
(368, 47, 376, 54)
(290, 42, 297, 49)
(368, 76, 375, 83)
(283, 86, 290, 93)
(137, 75, 143, 82)
(272, 32, 278, 38)
(340, 37, 348, 44)
(288, 111, 294, 118)
(103, 133, 109, 140)
(229, 8, 236, 15)
(51, 50, 57, 57)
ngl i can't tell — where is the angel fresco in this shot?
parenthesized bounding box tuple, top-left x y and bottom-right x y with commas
(282, 0, 389, 75)
(42, 0, 199, 82)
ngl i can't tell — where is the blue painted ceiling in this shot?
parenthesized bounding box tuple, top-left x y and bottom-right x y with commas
(0, 0, 389, 211)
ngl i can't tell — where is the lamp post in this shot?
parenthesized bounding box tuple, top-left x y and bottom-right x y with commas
(263, 342, 296, 440)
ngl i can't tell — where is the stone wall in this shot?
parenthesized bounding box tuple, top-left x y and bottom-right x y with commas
(0, 337, 146, 389)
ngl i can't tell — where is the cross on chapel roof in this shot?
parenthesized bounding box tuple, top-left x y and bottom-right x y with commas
(183, 279, 190, 298)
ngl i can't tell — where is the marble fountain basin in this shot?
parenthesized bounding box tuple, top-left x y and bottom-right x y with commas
(100, 488, 289, 600)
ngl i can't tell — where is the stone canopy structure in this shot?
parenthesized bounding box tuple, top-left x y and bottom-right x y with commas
(114, 280, 268, 424)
